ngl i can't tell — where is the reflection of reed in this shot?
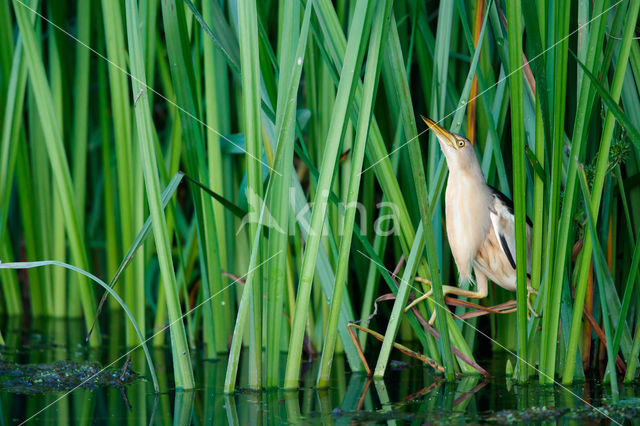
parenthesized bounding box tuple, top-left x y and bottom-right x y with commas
(6, 317, 633, 425)
(130, 351, 147, 424)
(223, 395, 239, 425)
(342, 370, 371, 412)
(373, 378, 392, 414)
(348, 322, 444, 375)
(317, 389, 333, 423)
(147, 394, 159, 425)
(284, 390, 302, 424)
(174, 390, 195, 426)
(356, 378, 372, 411)
(402, 378, 443, 402)
(453, 378, 484, 409)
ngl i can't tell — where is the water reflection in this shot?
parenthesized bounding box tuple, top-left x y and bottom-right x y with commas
(1, 317, 639, 424)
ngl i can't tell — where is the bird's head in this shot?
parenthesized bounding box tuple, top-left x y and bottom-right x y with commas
(421, 116, 480, 176)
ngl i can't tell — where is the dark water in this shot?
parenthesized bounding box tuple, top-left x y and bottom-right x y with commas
(1, 317, 640, 424)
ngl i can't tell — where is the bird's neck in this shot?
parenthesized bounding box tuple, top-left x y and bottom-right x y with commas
(447, 165, 486, 189)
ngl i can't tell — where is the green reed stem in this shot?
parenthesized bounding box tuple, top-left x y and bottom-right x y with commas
(539, 0, 572, 383)
(505, 0, 529, 383)
(283, 0, 374, 389)
(265, 0, 311, 388)
(237, 0, 265, 389)
(160, 0, 226, 359)
(317, 0, 391, 388)
(125, 0, 194, 389)
(13, 0, 99, 344)
(562, 0, 639, 383)
(577, 168, 618, 397)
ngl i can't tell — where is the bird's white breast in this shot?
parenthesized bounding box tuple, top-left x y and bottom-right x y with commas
(445, 173, 491, 282)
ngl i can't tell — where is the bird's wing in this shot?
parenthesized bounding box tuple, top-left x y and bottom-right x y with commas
(488, 187, 532, 276)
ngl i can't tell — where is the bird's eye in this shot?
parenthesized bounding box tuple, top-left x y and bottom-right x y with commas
(457, 140, 465, 148)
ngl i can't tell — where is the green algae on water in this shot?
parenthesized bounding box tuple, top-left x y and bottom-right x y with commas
(0, 359, 138, 394)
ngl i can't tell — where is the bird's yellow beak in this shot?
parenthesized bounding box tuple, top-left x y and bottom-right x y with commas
(421, 116, 457, 149)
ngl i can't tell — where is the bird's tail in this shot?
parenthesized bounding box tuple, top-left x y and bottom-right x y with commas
(458, 273, 477, 290)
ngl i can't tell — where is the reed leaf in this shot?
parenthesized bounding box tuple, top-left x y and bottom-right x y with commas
(505, 0, 529, 382)
(577, 167, 618, 396)
(12, 0, 99, 344)
(236, 0, 265, 389)
(125, 0, 194, 389)
(283, 0, 374, 389)
(562, 0, 640, 383)
(262, 0, 311, 388)
(161, 0, 228, 358)
(317, 0, 391, 387)
(0, 259, 158, 392)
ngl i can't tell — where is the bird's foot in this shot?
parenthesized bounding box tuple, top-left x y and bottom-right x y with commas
(405, 278, 438, 324)
(405, 278, 432, 312)
(406, 278, 451, 326)
(405, 289, 433, 312)
(407, 281, 492, 325)
(406, 289, 438, 325)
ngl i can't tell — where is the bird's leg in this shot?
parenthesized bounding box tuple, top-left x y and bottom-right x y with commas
(406, 274, 488, 325)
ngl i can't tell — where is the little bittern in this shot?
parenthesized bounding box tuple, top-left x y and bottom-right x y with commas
(406, 116, 538, 323)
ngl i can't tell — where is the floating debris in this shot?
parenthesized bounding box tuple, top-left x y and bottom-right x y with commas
(0, 359, 138, 394)
(487, 406, 568, 424)
(486, 401, 640, 424)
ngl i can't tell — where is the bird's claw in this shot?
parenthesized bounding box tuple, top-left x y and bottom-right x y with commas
(405, 289, 433, 313)
(405, 281, 442, 326)
(526, 289, 540, 319)
(405, 289, 438, 325)
(428, 305, 437, 325)
(404, 277, 433, 312)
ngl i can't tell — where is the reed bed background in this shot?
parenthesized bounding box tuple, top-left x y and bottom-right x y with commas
(1, 0, 640, 394)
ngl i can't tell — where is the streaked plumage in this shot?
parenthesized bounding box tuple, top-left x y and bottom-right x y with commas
(406, 117, 537, 322)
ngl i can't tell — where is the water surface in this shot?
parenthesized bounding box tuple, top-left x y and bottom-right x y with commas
(1, 317, 639, 424)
